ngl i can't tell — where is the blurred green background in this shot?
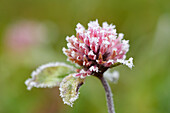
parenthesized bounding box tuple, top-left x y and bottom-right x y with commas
(0, 0, 170, 113)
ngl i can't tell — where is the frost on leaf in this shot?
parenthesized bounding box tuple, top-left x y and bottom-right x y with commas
(104, 69, 119, 83)
(59, 73, 84, 107)
(25, 62, 75, 90)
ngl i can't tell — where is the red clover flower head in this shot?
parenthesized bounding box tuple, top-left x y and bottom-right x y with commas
(63, 20, 133, 78)
(25, 19, 134, 109)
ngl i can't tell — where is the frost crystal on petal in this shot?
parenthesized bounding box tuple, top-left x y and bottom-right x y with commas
(89, 66, 99, 72)
(117, 57, 134, 69)
(25, 62, 75, 90)
(59, 74, 84, 107)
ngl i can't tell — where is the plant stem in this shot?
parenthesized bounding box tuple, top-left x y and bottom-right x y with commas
(99, 76, 116, 113)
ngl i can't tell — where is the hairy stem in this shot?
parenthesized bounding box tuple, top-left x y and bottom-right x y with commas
(99, 76, 116, 113)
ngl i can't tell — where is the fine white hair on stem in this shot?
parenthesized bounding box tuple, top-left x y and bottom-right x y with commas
(100, 76, 116, 113)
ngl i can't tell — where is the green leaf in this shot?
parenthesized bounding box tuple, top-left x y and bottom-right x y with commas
(59, 73, 84, 107)
(25, 62, 75, 90)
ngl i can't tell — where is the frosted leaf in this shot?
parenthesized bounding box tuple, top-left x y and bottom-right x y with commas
(59, 74, 84, 107)
(104, 69, 119, 83)
(25, 62, 75, 90)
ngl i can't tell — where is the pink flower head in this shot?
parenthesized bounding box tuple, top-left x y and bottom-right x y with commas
(4, 21, 46, 53)
(63, 20, 133, 78)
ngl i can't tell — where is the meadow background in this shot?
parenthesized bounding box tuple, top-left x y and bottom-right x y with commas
(0, 0, 170, 113)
